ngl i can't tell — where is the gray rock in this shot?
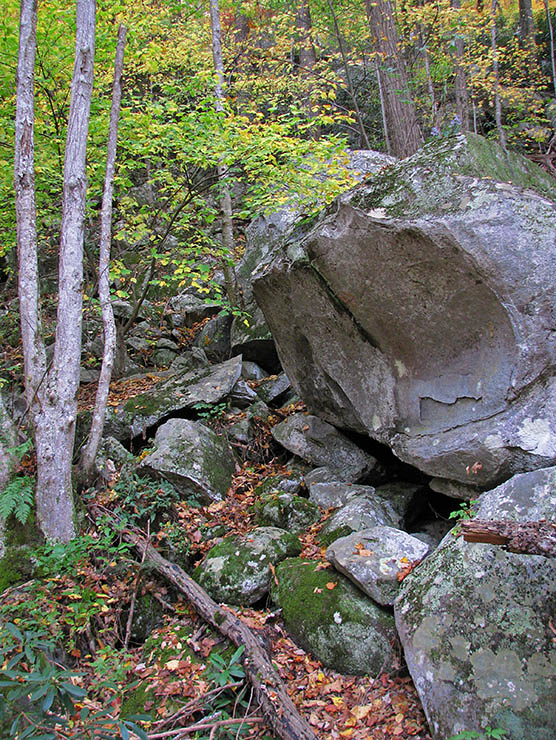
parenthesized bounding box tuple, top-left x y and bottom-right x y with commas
(395, 466, 556, 740)
(429, 477, 481, 501)
(254, 373, 291, 405)
(271, 557, 397, 675)
(253, 133, 556, 489)
(193, 527, 300, 605)
(168, 348, 210, 374)
(193, 312, 233, 363)
(106, 356, 242, 440)
(79, 366, 100, 384)
(319, 492, 400, 546)
(272, 413, 378, 482)
(374, 481, 424, 520)
(138, 418, 236, 503)
(253, 492, 320, 532)
(229, 379, 259, 408)
(167, 294, 221, 328)
(326, 527, 430, 606)
(241, 361, 267, 381)
(308, 481, 376, 509)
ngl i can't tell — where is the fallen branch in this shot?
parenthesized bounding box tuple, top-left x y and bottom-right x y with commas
(461, 519, 556, 557)
(120, 526, 317, 740)
(147, 716, 264, 739)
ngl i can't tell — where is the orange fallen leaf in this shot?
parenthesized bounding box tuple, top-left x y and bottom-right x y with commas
(326, 581, 337, 590)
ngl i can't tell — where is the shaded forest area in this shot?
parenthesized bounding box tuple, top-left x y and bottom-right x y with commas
(1, 0, 555, 738)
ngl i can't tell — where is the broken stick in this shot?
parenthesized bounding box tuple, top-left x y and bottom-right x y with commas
(122, 527, 317, 740)
(461, 519, 556, 558)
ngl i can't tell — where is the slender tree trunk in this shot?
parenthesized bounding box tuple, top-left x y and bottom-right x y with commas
(451, 0, 470, 130)
(15, 0, 96, 541)
(364, 0, 422, 157)
(81, 24, 126, 477)
(327, 0, 370, 148)
(209, 0, 238, 309)
(543, 0, 556, 93)
(518, 0, 535, 46)
(295, 0, 319, 134)
(490, 0, 507, 151)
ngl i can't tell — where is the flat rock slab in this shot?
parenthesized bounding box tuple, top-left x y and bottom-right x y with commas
(326, 527, 430, 606)
(193, 527, 300, 606)
(272, 413, 377, 482)
(272, 557, 397, 676)
(139, 418, 236, 503)
(394, 466, 556, 740)
(107, 356, 242, 440)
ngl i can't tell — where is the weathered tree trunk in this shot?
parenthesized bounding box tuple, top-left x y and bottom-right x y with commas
(327, 0, 370, 149)
(518, 0, 535, 46)
(15, 0, 96, 541)
(462, 520, 556, 558)
(80, 24, 126, 477)
(0, 394, 16, 494)
(543, 0, 556, 93)
(121, 527, 318, 740)
(209, 0, 239, 309)
(451, 0, 470, 130)
(490, 0, 507, 151)
(364, 0, 422, 157)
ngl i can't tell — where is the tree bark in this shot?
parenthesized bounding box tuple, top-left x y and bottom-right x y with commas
(364, 0, 422, 157)
(461, 520, 556, 558)
(518, 0, 535, 46)
(80, 24, 126, 477)
(209, 0, 238, 309)
(15, 0, 96, 541)
(490, 0, 507, 151)
(450, 0, 470, 130)
(122, 528, 318, 740)
(543, 0, 556, 93)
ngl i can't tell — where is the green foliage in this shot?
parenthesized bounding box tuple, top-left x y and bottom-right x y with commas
(449, 499, 477, 534)
(0, 621, 150, 740)
(446, 728, 508, 740)
(112, 473, 182, 525)
(0, 475, 34, 525)
(205, 644, 245, 688)
(193, 400, 228, 421)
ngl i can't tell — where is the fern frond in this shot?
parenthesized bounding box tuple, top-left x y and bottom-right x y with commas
(0, 476, 34, 524)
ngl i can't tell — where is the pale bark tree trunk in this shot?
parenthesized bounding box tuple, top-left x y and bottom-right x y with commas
(543, 0, 556, 93)
(450, 0, 470, 130)
(327, 0, 370, 148)
(209, 0, 238, 309)
(15, 0, 96, 541)
(364, 0, 422, 158)
(295, 0, 319, 134)
(519, 0, 535, 46)
(490, 0, 507, 151)
(80, 24, 126, 477)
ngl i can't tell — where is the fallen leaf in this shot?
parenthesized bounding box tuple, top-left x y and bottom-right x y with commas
(326, 582, 337, 590)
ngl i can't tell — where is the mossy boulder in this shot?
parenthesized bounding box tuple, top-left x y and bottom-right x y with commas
(394, 467, 556, 740)
(193, 526, 300, 605)
(271, 558, 397, 675)
(139, 418, 236, 503)
(0, 513, 42, 593)
(252, 491, 320, 532)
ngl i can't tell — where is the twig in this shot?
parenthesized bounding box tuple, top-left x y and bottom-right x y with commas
(123, 522, 150, 650)
(147, 716, 264, 739)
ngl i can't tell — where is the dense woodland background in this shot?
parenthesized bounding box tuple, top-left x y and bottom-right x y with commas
(1, 0, 556, 738)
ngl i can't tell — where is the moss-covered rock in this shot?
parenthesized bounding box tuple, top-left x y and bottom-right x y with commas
(318, 492, 400, 547)
(193, 526, 300, 605)
(0, 513, 42, 593)
(394, 467, 556, 740)
(252, 491, 320, 532)
(139, 418, 236, 503)
(271, 558, 397, 675)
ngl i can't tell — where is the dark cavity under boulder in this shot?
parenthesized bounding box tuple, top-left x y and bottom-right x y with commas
(252, 133, 556, 489)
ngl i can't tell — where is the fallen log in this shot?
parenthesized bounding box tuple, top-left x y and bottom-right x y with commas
(121, 527, 317, 740)
(461, 519, 556, 557)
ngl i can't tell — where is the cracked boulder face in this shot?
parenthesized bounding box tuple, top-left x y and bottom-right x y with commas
(252, 133, 556, 488)
(394, 466, 556, 740)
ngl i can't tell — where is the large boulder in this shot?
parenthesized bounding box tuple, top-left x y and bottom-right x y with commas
(394, 466, 556, 740)
(252, 133, 556, 489)
(231, 150, 395, 371)
(138, 419, 236, 503)
(271, 557, 397, 675)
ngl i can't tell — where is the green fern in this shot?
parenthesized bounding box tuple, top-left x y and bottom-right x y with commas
(0, 476, 34, 524)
